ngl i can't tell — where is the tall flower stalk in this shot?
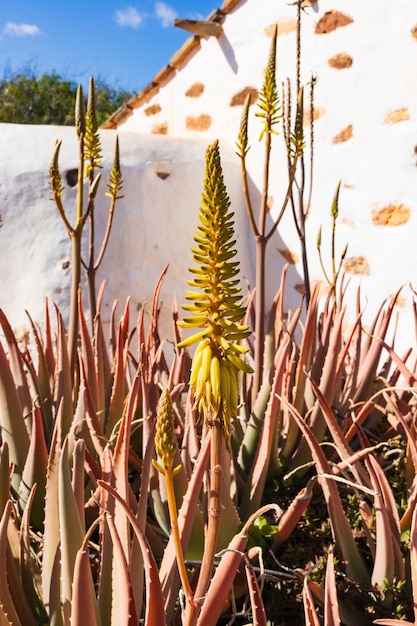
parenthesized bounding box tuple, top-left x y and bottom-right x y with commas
(177, 140, 252, 624)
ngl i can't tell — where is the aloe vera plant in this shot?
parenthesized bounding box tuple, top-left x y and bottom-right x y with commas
(1, 3, 417, 624)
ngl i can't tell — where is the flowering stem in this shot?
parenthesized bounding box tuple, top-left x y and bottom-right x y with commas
(164, 470, 193, 603)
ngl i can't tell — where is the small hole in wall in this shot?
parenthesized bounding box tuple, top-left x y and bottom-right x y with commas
(156, 171, 170, 180)
(62, 260, 70, 270)
(66, 169, 78, 187)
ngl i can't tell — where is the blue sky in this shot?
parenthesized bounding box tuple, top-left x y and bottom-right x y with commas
(0, 1, 218, 92)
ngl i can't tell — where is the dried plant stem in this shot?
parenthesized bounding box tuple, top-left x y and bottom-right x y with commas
(186, 421, 223, 626)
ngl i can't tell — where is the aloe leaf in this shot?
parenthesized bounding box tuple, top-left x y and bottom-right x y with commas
(0, 606, 12, 625)
(0, 339, 29, 490)
(353, 291, 401, 405)
(0, 443, 10, 517)
(104, 515, 138, 625)
(0, 502, 22, 625)
(71, 547, 101, 626)
(78, 294, 98, 409)
(42, 406, 63, 626)
(18, 406, 48, 530)
(58, 437, 84, 624)
(97, 447, 115, 626)
(303, 576, 321, 626)
(324, 545, 340, 626)
(20, 486, 49, 624)
(290, 305, 345, 471)
(105, 323, 128, 437)
(0, 309, 32, 425)
(54, 307, 74, 439)
(271, 482, 313, 550)
(240, 344, 288, 518)
(280, 396, 369, 586)
(26, 311, 54, 442)
(98, 480, 167, 626)
(245, 561, 267, 626)
(409, 502, 417, 624)
(195, 504, 279, 626)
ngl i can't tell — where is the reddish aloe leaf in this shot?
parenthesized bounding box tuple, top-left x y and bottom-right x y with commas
(106, 322, 128, 437)
(354, 424, 404, 585)
(195, 504, 280, 626)
(18, 406, 48, 530)
(291, 305, 346, 471)
(292, 282, 320, 413)
(409, 502, 417, 623)
(324, 545, 340, 626)
(0, 443, 10, 517)
(240, 342, 288, 518)
(94, 312, 111, 421)
(245, 562, 267, 626)
(303, 576, 321, 626)
(78, 293, 98, 409)
(280, 397, 369, 586)
(0, 605, 12, 625)
(54, 306, 74, 439)
(105, 515, 138, 626)
(98, 480, 167, 626)
(0, 502, 22, 626)
(0, 309, 32, 424)
(71, 548, 100, 626)
(0, 339, 29, 489)
(353, 291, 401, 404)
(26, 311, 54, 440)
(58, 437, 85, 625)
(113, 371, 142, 559)
(271, 482, 313, 550)
(42, 405, 63, 625)
(20, 486, 49, 624)
(97, 448, 115, 624)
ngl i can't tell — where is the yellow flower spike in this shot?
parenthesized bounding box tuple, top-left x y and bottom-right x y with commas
(178, 140, 253, 440)
(153, 388, 177, 475)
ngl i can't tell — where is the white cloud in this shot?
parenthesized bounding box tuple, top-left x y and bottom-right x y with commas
(114, 6, 143, 28)
(3, 22, 42, 37)
(155, 2, 177, 28)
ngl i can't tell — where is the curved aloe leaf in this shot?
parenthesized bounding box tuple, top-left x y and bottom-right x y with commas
(195, 504, 280, 626)
(0, 502, 22, 625)
(18, 406, 48, 530)
(98, 480, 167, 626)
(58, 437, 84, 624)
(71, 547, 101, 626)
(0, 340, 29, 490)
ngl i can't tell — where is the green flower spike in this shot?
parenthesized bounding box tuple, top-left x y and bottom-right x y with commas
(178, 140, 253, 443)
(153, 388, 181, 476)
